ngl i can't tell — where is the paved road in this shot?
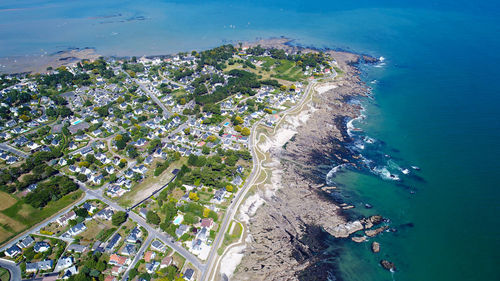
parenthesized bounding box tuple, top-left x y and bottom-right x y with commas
(121, 233, 155, 281)
(0, 258, 21, 281)
(122, 70, 171, 118)
(79, 186, 205, 273)
(201, 75, 330, 281)
(0, 143, 28, 158)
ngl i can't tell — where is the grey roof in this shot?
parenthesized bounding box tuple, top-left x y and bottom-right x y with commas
(67, 244, 87, 253)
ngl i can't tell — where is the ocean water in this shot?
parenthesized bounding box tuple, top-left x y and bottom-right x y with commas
(1, 1, 499, 280)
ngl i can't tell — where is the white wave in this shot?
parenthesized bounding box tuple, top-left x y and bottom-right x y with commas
(326, 164, 347, 181)
(372, 166, 400, 181)
(374, 62, 386, 68)
(363, 136, 375, 144)
(379, 56, 385, 62)
(370, 79, 378, 84)
(401, 168, 410, 175)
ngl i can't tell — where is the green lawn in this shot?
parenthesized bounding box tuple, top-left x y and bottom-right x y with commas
(217, 221, 243, 255)
(0, 267, 10, 281)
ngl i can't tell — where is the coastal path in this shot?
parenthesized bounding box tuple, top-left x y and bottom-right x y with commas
(202, 71, 337, 281)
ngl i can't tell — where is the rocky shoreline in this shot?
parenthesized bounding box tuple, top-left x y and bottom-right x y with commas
(231, 42, 388, 280)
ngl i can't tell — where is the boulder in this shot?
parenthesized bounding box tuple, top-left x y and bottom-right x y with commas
(369, 215, 383, 225)
(329, 220, 364, 238)
(380, 260, 396, 271)
(365, 226, 388, 237)
(371, 242, 380, 253)
(351, 236, 366, 243)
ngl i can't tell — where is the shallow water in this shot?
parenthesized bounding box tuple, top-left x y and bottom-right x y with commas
(1, 1, 499, 280)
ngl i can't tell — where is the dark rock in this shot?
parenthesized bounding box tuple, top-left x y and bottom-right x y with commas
(380, 260, 396, 271)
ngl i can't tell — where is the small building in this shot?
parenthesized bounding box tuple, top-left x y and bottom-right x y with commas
(184, 268, 194, 281)
(120, 244, 137, 256)
(67, 223, 86, 236)
(5, 245, 21, 257)
(150, 240, 166, 252)
(54, 257, 74, 272)
(17, 235, 35, 249)
(160, 256, 173, 268)
(56, 211, 77, 226)
(126, 227, 142, 243)
(144, 251, 155, 263)
(34, 241, 50, 253)
(109, 254, 129, 267)
(96, 208, 114, 221)
(105, 234, 121, 252)
(145, 261, 160, 274)
(67, 244, 87, 253)
(175, 224, 189, 238)
(37, 259, 53, 271)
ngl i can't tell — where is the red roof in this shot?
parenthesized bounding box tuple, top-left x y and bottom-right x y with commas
(109, 254, 127, 265)
(201, 218, 213, 228)
(144, 251, 154, 262)
(161, 256, 173, 267)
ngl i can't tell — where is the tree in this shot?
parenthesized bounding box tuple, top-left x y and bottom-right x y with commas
(234, 125, 242, 132)
(202, 146, 210, 155)
(232, 115, 243, 125)
(183, 213, 198, 224)
(203, 208, 210, 218)
(189, 192, 199, 201)
(76, 173, 87, 182)
(146, 211, 161, 225)
(241, 127, 250, 136)
(184, 127, 190, 135)
(129, 268, 139, 280)
(112, 211, 128, 226)
(75, 207, 89, 218)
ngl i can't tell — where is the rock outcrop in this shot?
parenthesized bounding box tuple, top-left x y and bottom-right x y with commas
(380, 260, 396, 271)
(231, 41, 378, 281)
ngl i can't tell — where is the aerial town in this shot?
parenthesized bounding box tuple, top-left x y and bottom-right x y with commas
(0, 44, 336, 281)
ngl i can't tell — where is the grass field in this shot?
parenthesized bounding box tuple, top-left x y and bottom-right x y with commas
(0, 267, 10, 281)
(172, 252, 186, 269)
(217, 220, 243, 255)
(0, 189, 83, 246)
(0, 191, 17, 211)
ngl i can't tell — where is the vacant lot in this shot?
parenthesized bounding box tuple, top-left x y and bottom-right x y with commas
(118, 158, 183, 207)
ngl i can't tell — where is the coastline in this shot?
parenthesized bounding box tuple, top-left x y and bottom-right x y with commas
(224, 43, 384, 280)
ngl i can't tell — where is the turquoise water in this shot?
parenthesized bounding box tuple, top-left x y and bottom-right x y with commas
(1, 1, 499, 280)
(173, 215, 183, 225)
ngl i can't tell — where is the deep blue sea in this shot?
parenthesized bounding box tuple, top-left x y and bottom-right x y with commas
(1, 1, 499, 280)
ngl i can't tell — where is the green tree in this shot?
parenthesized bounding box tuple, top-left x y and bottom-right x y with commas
(146, 211, 161, 225)
(112, 211, 128, 226)
(241, 127, 250, 136)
